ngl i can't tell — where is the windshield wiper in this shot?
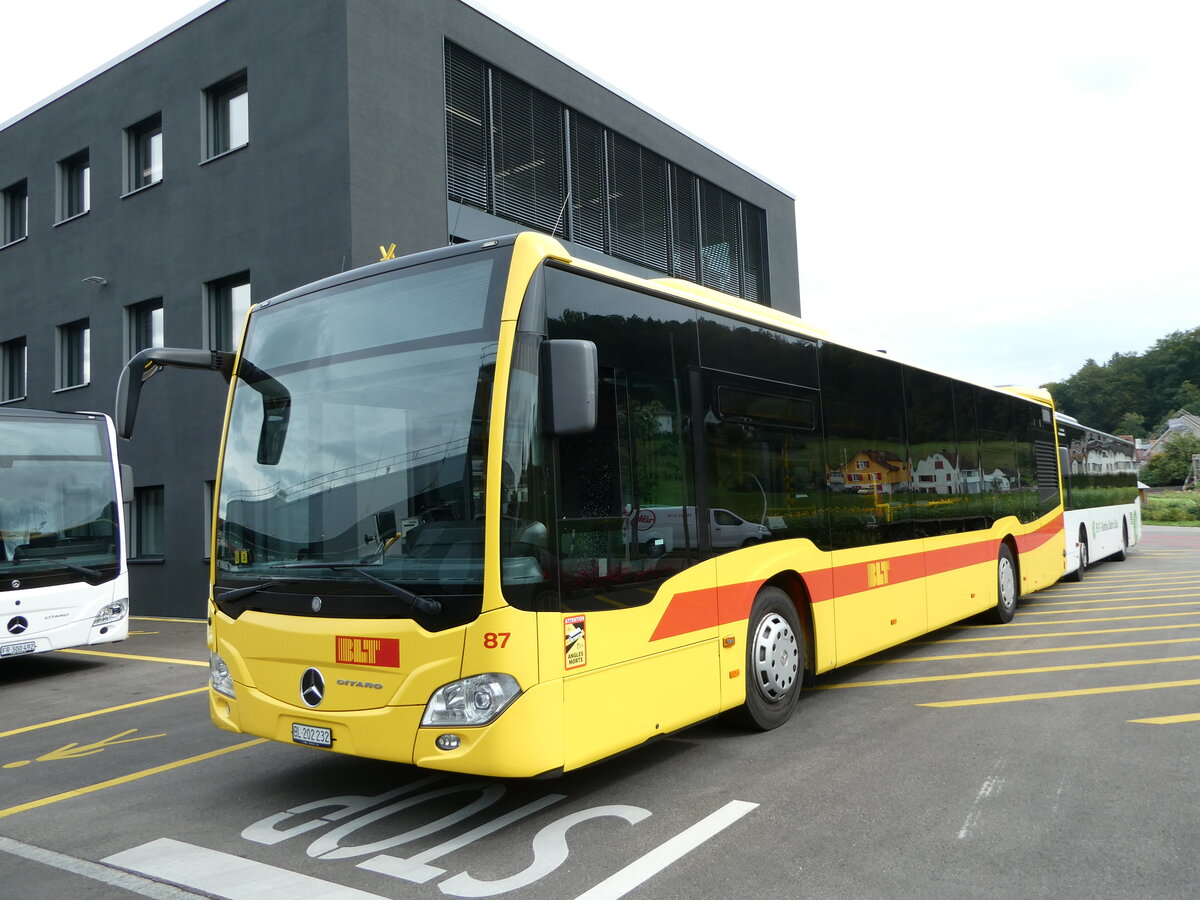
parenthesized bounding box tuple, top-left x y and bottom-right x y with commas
(264, 562, 442, 615)
(217, 580, 298, 603)
(9, 558, 110, 586)
(354, 568, 443, 616)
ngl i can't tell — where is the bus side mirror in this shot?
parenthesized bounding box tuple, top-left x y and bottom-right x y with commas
(115, 347, 235, 439)
(1058, 446, 1069, 479)
(541, 339, 597, 436)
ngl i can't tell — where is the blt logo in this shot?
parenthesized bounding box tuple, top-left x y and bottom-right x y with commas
(867, 560, 891, 587)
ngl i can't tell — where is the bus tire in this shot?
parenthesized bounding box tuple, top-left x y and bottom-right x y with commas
(1065, 530, 1088, 583)
(1112, 520, 1128, 561)
(738, 586, 803, 730)
(992, 544, 1019, 624)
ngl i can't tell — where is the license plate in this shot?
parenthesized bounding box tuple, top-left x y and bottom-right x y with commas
(0, 641, 37, 658)
(292, 723, 332, 748)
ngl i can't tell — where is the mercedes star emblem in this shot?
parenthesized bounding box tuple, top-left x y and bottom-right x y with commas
(300, 667, 325, 707)
(7, 616, 29, 635)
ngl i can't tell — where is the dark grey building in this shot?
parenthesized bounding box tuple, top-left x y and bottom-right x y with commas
(0, 0, 799, 617)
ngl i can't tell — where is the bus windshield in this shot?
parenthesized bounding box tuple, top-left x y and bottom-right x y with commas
(215, 249, 508, 611)
(0, 414, 120, 585)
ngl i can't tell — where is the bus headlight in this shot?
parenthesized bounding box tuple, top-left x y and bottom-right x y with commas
(92, 597, 129, 626)
(422, 673, 520, 727)
(210, 651, 236, 698)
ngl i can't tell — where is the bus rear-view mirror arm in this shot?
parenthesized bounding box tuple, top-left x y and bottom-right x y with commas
(541, 339, 598, 436)
(116, 347, 235, 439)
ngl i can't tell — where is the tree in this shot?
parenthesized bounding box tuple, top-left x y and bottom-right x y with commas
(1141, 434, 1200, 487)
(1114, 412, 1145, 437)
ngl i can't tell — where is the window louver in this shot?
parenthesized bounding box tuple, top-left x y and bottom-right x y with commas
(608, 134, 669, 271)
(740, 203, 768, 303)
(669, 167, 699, 282)
(699, 181, 741, 296)
(569, 112, 607, 251)
(443, 41, 770, 303)
(445, 44, 489, 208)
(491, 70, 566, 233)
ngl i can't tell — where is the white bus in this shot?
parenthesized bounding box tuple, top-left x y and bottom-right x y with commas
(0, 408, 130, 659)
(1057, 413, 1140, 580)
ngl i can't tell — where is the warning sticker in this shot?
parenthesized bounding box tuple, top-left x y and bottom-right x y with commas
(564, 615, 586, 670)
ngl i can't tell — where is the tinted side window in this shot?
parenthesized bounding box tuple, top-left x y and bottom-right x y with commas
(544, 268, 699, 611)
(820, 344, 909, 548)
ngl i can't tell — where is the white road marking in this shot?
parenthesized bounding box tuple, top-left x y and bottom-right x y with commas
(0, 835, 200, 899)
(103, 837, 387, 899)
(571, 800, 759, 900)
(958, 760, 1007, 840)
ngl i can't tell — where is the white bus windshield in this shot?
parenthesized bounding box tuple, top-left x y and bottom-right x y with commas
(0, 415, 121, 584)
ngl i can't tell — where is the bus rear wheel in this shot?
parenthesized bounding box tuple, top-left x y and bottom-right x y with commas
(1112, 519, 1129, 561)
(1065, 530, 1088, 583)
(991, 544, 1019, 623)
(737, 586, 803, 730)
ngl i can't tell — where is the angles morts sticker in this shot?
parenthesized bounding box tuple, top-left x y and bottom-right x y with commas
(335, 635, 400, 667)
(564, 615, 586, 670)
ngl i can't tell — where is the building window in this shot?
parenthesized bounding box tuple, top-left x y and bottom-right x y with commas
(1, 337, 26, 402)
(444, 42, 770, 303)
(126, 298, 164, 357)
(133, 485, 166, 557)
(57, 318, 90, 389)
(206, 272, 251, 351)
(205, 71, 249, 158)
(125, 114, 163, 191)
(2, 180, 28, 245)
(57, 150, 90, 221)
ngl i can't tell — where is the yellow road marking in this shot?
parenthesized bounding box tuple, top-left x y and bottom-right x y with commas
(0, 739, 266, 820)
(56, 648, 207, 667)
(1034, 590, 1200, 604)
(0, 688, 207, 740)
(1020, 600, 1200, 616)
(1129, 712, 1200, 724)
(862, 636, 1200, 664)
(820, 655, 1200, 689)
(958, 611, 1200, 628)
(5, 729, 166, 768)
(130, 616, 205, 624)
(920, 622, 1200, 644)
(919, 679, 1200, 708)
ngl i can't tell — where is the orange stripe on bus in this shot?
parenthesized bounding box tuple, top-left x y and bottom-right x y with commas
(648, 518, 1063, 642)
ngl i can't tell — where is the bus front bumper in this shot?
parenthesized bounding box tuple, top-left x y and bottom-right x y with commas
(210, 678, 564, 778)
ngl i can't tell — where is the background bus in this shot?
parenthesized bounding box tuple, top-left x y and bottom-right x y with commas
(1057, 414, 1140, 580)
(117, 233, 1066, 777)
(0, 408, 130, 659)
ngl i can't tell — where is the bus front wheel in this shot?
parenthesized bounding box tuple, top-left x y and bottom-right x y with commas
(738, 586, 803, 730)
(992, 544, 1019, 623)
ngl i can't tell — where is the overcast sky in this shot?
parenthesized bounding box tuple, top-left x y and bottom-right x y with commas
(4, 1, 1197, 389)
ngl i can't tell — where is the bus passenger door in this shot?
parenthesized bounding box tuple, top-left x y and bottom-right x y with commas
(693, 368, 829, 704)
(550, 367, 718, 771)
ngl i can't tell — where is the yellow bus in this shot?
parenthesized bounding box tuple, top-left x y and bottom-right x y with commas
(117, 233, 1065, 777)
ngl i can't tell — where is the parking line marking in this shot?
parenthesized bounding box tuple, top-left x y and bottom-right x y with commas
(104, 837, 385, 898)
(0, 688, 207, 740)
(56, 648, 208, 667)
(919, 679, 1200, 708)
(572, 800, 759, 900)
(0, 739, 265, 820)
(131, 616, 206, 623)
(821, 655, 1200, 689)
(862, 636, 1200, 664)
(918, 623, 1200, 645)
(957, 611, 1200, 628)
(1129, 712, 1200, 724)
(1020, 600, 1200, 616)
(0, 836, 202, 899)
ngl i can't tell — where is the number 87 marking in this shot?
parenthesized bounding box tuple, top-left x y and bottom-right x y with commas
(483, 633, 510, 649)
